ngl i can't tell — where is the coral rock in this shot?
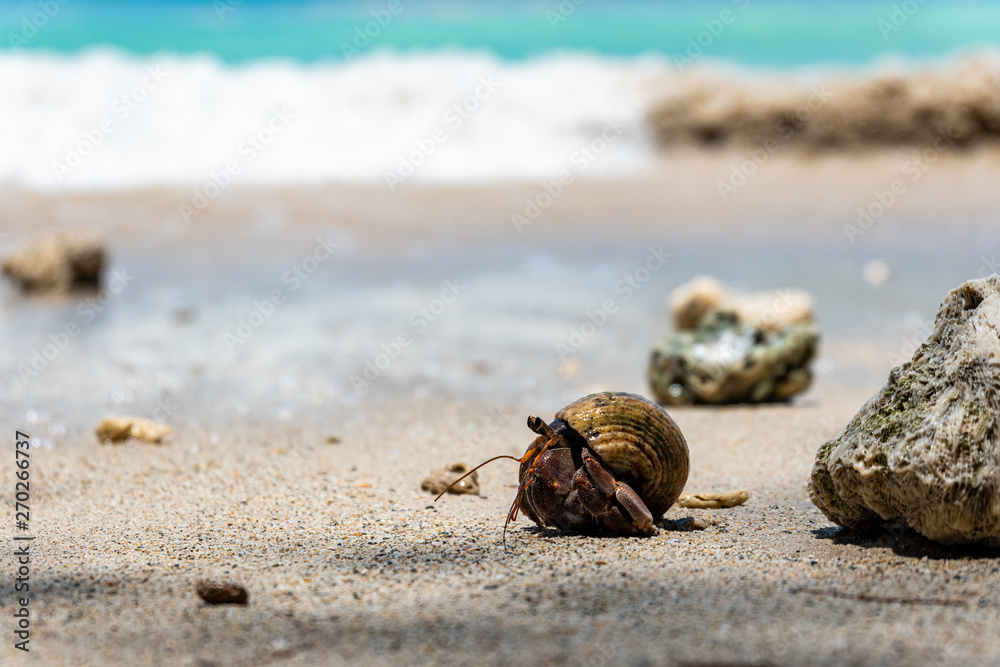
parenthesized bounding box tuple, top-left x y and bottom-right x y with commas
(648, 311, 819, 405)
(809, 276, 1000, 545)
(2, 232, 105, 292)
(647, 56, 1000, 150)
(670, 275, 814, 334)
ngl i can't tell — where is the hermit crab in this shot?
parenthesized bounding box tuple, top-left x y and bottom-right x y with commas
(439, 391, 690, 542)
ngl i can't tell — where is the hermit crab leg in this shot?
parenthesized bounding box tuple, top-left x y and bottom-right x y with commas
(501, 418, 571, 548)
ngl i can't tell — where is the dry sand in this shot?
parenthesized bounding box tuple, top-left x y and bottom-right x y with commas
(5, 381, 1000, 666)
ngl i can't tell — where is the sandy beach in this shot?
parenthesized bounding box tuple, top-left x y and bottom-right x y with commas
(3, 151, 1000, 665)
(5, 389, 1000, 666)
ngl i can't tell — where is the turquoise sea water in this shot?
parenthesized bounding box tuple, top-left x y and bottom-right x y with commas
(3, 0, 1000, 65)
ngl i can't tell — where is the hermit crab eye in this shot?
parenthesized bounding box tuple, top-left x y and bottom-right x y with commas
(548, 419, 572, 436)
(526, 415, 548, 435)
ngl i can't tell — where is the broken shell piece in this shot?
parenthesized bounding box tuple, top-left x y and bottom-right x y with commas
(196, 580, 248, 605)
(676, 490, 749, 509)
(96, 417, 171, 444)
(2, 232, 105, 292)
(421, 463, 480, 496)
(670, 275, 814, 334)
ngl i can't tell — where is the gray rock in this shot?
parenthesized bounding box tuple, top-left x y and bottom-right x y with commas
(809, 276, 1000, 545)
(648, 311, 819, 405)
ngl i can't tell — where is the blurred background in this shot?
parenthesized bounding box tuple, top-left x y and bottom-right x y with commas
(2, 0, 999, 442)
(3, 0, 1000, 188)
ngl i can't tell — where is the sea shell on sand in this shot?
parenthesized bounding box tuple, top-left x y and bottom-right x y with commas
(669, 275, 814, 334)
(514, 391, 690, 536)
(548, 392, 690, 521)
(649, 311, 819, 405)
(809, 276, 1000, 545)
(96, 417, 171, 444)
(2, 232, 105, 292)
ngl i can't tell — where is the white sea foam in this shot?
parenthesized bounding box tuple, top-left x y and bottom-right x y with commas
(0, 48, 671, 191)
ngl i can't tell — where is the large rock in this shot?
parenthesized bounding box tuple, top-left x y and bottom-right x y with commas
(648, 311, 819, 405)
(809, 276, 1000, 545)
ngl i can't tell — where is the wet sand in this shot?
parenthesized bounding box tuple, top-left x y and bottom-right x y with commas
(3, 151, 1000, 665)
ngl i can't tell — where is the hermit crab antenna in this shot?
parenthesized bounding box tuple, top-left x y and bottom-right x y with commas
(433, 454, 521, 502)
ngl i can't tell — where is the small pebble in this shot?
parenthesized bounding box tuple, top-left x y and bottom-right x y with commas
(196, 581, 248, 605)
(863, 258, 893, 285)
(663, 516, 711, 531)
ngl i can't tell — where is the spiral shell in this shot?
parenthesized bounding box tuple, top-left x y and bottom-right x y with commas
(551, 391, 690, 519)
